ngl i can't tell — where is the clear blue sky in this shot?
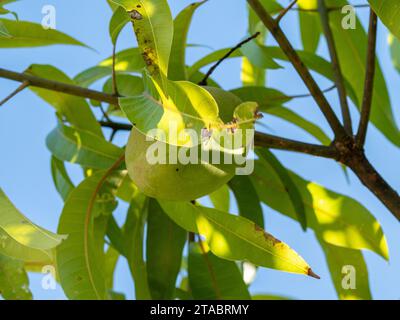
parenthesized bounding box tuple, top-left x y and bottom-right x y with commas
(0, 0, 399, 300)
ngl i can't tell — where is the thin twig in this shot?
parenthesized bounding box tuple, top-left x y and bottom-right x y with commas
(0, 68, 118, 105)
(318, 0, 353, 134)
(198, 32, 260, 86)
(276, 0, 298, 24)
(288, 84, 336, 100)
(99, 103, 112, 123)
(112, 43, 119, 96)
(0, 81, 29, 106)
(247, 0, 347, 139)
(356, 10, 378, 147)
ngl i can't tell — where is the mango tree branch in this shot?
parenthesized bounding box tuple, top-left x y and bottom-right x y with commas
(247, 0, 347, 139)
(356, 10, 378, 147)
(0, 67, 336, 159)
(0, 67, 119, 105)
(318, 0, 353, 134)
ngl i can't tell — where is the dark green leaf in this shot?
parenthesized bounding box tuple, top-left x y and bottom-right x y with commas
(146, 199, 186, 300)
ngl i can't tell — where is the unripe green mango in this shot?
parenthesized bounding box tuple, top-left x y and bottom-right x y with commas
(125, 127, 237, 201)
(125, 87, 256, 201)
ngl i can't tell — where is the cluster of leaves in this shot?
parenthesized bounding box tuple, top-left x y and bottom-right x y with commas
(1, 0, 400, 300)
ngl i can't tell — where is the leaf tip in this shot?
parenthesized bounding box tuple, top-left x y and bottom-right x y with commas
(307, 268, 320, 280)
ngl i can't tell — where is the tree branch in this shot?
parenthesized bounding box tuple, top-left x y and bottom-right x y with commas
(0, 81, 29, 107)
(318, 0, 353, 134)
(198, 31, 260, 86)
(112, 43, 119, 97)
(276, 0, 298, 24)
(247, 0, 347, 139)
(356, 10, 378, 147)
(0, 67, 119, 105)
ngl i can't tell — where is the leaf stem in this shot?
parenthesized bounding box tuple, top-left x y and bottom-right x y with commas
(318, 0, 353, 134)
(356, 9, 378, 147)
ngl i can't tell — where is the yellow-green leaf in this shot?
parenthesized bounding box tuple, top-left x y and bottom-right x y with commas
(159, 201, 319, 278)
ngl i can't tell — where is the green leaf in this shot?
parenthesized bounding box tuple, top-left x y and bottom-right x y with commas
(251, 159, 389, 260)
(109, 6, 130, 45)
(51, 156, 75, 201)
(0, 254, 32, 300)
(256, 149, 307, 230)
(0, 188, 66, 262)
(146, 199, 186, 300)
(209, 184, 230, 212)
(369, 0, 400, 39)
(106, 216, 126, 257)
(0, 19, 11, 38)
(188, 242, 251, 300)
(27, 64, 103, 137)
(112, 0, 173, 89)
(159, 201, 319, 278)
(46, 121, 123, 169)
(104, 246, 120, 290)
(57, 167, 123, 300)
(389, 33, 400, 73)
(318, 238, 372, 300)
(0, 18, 88, 48)
(123, 195, 151, 300)
(168, 1, 207, 80)
(228, 175, 264, 229)
(298, 0, 321, 52)
(326, 0, 400, 147)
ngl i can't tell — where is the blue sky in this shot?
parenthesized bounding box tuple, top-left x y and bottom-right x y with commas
(0, 0, 399, 300)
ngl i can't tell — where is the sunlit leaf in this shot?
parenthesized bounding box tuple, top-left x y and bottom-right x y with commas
(251, 159, 389, 260)
(0, 188, 66, 263)
(112, 0, 173, 90)
(159, 201, 319, 278)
